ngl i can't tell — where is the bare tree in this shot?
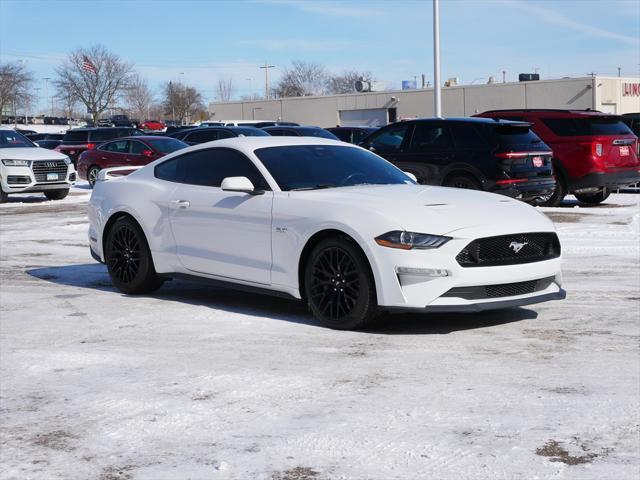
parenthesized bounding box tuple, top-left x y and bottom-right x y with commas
(162, 81, 204, 124)
(274, 60, 328, 98)
(326, 70, 372, 94)
(125, 74, 154, 121)
(216, 78, 235, 102)
(54, 45, 133, 125)
(0, 61, 34, 120)
(55, 85, 79, 119)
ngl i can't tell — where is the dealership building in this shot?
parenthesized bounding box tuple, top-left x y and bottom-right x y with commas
(209, 76, 640, 127)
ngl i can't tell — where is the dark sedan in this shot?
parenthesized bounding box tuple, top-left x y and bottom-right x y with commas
(326, 126, 379, 144)
(169, 126, 270, 145)
(262, 125, 338, 140)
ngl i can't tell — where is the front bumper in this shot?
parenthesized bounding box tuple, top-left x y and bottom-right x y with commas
(367, 227, 564, 311)
(1, 164, 76, 193)
(569, 168, 640, 192)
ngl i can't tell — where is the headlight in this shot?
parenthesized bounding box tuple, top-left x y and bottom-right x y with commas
(63, 157, 71, 165)
(1, 159, 31, 167)
(375, 231, 451, 250)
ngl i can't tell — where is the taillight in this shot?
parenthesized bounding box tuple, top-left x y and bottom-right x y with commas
(495, 178, 528, 185)
(578, 142, 603, 157)
(87, 143, 96, 150)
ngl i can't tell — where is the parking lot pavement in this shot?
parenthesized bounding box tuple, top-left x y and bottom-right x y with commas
(1, 187, 638, 480)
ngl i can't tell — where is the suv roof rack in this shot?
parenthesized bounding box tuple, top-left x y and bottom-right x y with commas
(482, 108, 603, 114)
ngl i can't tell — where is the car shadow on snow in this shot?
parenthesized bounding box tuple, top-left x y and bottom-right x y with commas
(27, 263, 537, 334)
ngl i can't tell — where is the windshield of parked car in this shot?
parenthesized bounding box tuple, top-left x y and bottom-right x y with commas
(0, 130, 34, 148)
(297, 127, 339, 140)
(146, 137, 188, 154)
(232, 127, 271, 137)
(542, 117, 633, 136)
(255, 144, 416, 191)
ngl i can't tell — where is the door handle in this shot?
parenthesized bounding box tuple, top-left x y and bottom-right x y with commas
(172, 200, 191, 209)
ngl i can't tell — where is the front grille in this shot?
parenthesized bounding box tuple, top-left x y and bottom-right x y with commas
(442, 276, 556, 300)
(31, 160, 68, 183)
(7, 175, 31, 185)
(456, 232, 560, 267)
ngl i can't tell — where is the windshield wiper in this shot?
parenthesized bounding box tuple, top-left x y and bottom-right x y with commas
(290, 184, 335, 191)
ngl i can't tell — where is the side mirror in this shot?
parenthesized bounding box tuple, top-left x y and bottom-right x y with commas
(368, 145, 376, 152)
(404, 171, 418, 183)
(34, 141, 40, 147)
(141, 149, 155, 158)
(220, 176, 264, 195)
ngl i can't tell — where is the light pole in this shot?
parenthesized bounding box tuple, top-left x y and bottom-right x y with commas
(433, 0, 441, 118)
(259, 63, 275, 99)
(43, 77, 51, 116)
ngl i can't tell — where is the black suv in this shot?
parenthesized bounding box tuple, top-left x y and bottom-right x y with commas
(56, 127, 143, 166)
(359, 118, 556, 203)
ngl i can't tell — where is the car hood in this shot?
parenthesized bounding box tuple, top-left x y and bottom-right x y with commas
(292, 184, 553, 236)
(0, 147, 68, 160)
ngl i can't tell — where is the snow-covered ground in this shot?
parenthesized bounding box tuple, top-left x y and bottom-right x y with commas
(2, 124, 72, 134)
(1, 187, 638, 480)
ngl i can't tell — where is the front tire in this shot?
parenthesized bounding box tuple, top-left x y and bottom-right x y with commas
(304, 236, 377, 330)
(105, 216, 164, 294)
(44, 189, 69, 201)
(574, 188, 610, 205)
(0, 187, 8, 203)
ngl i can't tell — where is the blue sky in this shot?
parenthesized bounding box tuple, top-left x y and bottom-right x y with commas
(1, 0, 639, 112)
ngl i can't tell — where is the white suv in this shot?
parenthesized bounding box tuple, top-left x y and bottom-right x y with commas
(0, 128, 76, 202)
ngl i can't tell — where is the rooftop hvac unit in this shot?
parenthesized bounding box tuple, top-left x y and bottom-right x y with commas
(519, 73, 540, 82)
(355, 78, 386, 92)
(487, 76, 496, 84)
(444, 77, 459, 87)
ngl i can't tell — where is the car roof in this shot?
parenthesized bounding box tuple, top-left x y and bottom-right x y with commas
(118, 135, 176, 141)
(480, 109, 620, 118)
(180, 136, 348, 151)
(66, 127, 136, 132)
(264, 125, 324, 130)
(395, 117, 530, 126)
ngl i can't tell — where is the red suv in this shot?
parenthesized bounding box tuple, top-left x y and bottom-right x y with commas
(475, 110, 640, 205)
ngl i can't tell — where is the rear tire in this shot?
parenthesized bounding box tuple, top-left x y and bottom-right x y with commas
(304, 236, 378, 330)
(574, 188, 610, 205)
(44, 189, 69, 201)
(105, 216, 164, 294)
(87, 166, 100, 188)
(443, 174, 481, 190)
(539, 176, 567, 207)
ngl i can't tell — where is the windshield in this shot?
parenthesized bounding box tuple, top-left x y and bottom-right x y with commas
(233, 127, 270, 137)
(146, 137, 188, 154)
(542, 117, 633, 136)
(255, 145, 416, 191)
(0, 130, 34, 148)
(490, 125, 542, 146)
(298, 128, 339, 140)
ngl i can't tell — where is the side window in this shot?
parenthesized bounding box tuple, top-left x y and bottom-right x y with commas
(155, 157, 180, 182)
(266, 129, 284, 136)
(352, 130, 370, 144)
(408, 124, 452, 151)
(129, 140, 146, 155)
(185, 130, 218, 144)
(450, 125, 489, 149)
(367, 124, 410, 153)
(157, 149, 269, 189)
(103, 140, 129, 153)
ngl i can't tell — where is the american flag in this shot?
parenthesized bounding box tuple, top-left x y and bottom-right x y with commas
(82, 55, 97, 74)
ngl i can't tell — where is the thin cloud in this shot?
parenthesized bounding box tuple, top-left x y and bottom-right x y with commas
(497, 0, 639, 46)
(239, 38, 350, 51)
(259, 0, 382, 18)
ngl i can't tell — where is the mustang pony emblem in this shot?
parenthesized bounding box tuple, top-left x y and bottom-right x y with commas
(509, 241, 528, 253)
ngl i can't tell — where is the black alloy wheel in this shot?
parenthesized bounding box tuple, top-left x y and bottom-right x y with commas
(105, 217, 164, 294)
(305, 237, 377, 330)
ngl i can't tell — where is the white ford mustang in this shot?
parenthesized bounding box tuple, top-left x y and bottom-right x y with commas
(88, 137, 565, 329)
